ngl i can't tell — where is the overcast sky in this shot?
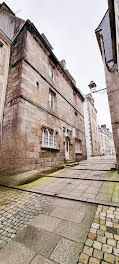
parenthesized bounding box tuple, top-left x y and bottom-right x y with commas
(3, 0, 112, 129)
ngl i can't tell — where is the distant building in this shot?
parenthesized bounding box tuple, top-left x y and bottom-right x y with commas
(0, 3, 86, 174)
(95, 0, 119, 171)
(99, 125, 115, 156)
(84, 93, 100, 157)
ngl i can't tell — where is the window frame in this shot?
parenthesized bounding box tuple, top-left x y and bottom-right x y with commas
(49, 63, 54, 79)
(75, 139, 81, 154)
(49, 89, 55, 109)
(0, 41, 3, 66)
(42, 127, 56, 149)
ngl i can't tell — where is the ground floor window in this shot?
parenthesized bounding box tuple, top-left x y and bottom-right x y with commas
(42, 128, 56, 148)
(75, 139, 81, 153)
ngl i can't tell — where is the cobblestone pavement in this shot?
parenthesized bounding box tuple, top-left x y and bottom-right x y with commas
(0, 156, 118, 264)
(0, 186, 96, 264)
(0, 186, 53, 249)
(79, 205, 119, 264)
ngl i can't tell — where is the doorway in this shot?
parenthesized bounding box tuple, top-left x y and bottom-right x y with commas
(65, 137, 69, 160)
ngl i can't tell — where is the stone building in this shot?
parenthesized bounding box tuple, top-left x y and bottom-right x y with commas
(95, 0, 119, 171)
(0, 3, 86, 174)
(84, 93, 100, 157)
(0, 29, 11, 141)
(99, 125, 115, 156)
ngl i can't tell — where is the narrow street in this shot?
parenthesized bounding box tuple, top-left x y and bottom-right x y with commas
(0, 156, 119, 263)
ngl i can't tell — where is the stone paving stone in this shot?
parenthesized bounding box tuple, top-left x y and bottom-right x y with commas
(104, 252, 116, 263)
(0, 240, 35, 264)
(93, 249, 103, 260)
(83, 245, 93, 256)
(85, 239, 93, 247)
(30, 214, 62, 232)
(78, 204, 119, 264)
(79, 253, 89, 264)
(55, 219, 84, 242)
(0, 186, 54, 249)
(50, 207, 85, 223)
(102, 244, 112, 253)
(50, 238, 80, 264)
(15, 224, 61, 258)
(89, 257, 100, 264)
(93, 241, 102, 250)
(97, 235, 106, 244)
(53, 198, 82, 210)
(30, 254, 55, 264)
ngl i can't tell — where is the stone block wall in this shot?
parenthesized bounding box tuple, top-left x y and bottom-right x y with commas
(0, 26, 86, 173)
(105, 66, 119, 170)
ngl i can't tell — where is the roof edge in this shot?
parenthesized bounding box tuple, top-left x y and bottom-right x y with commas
(13, 19, 84, 101)
(0, 2, 15, 16)
(95, 10, 109, 33)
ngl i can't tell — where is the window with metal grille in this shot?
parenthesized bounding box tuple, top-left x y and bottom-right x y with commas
(49, 90, 55, 109)
(49, 64, 54, 79)
(42, 128, 56, 148)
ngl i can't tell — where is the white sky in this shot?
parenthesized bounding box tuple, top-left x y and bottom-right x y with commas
(2, 0, 112, 129)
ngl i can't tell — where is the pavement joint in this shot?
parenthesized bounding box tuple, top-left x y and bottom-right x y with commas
(1, 184, 119, 207)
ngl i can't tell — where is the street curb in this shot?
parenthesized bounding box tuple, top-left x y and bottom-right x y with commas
(1, 184, 119, 208)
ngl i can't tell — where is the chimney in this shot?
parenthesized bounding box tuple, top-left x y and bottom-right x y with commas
(60, 59, 66, 70)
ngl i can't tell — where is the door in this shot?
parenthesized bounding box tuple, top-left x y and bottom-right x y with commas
(65, 137, 69, 160)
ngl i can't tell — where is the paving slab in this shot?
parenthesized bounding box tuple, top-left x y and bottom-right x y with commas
(0, 156, 118, 264)
(0, 240, 35, 264)
(50, 206, 85, 223)
(50, 238, 82, 264)
(30, 254, 56, 264)
(15, 224, 61, 258)
(30, 214, 62, 232)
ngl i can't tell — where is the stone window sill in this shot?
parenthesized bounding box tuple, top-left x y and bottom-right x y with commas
(75, 151, 83, 155)
(41, 145, 60, 151)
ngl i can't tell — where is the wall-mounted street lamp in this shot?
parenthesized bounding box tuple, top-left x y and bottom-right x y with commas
(88, 81, 107, 93)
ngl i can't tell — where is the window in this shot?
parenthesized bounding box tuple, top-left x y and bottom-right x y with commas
(49, 64, 54, 79)
(75, 112, 78, 126)
(0, 42, 3, 65)
(49, 89, 55, 109)
(42, 128, 56, 148)
(75, 140, 81, 153)
(36, 81, 39, 89)
(73, 93, 76, 104)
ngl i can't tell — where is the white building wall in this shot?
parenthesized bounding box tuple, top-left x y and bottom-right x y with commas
(83, 100, 92, 157)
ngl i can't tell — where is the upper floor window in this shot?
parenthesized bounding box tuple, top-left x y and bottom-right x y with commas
(49, 89, 55, 109)
(73, 92, 76, 104)
(42, 128, 56, 148)
(75, 112, 78, 126)
(49, 64, 54, 79)
(0, 42, 3, 65)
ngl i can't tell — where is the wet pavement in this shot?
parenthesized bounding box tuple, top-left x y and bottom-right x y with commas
(0, 156, 119, 264)
(20, 156, 119, 206)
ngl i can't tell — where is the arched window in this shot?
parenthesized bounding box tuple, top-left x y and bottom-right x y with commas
(42, 128, 56, 148)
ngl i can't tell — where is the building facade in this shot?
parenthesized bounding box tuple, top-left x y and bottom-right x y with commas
(84, 93, 100, 157)
(0, 3, 86, 174)
(0, 29, 11, 142)
(95, 0, 119, 171)
(99, 125, 115, 156)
